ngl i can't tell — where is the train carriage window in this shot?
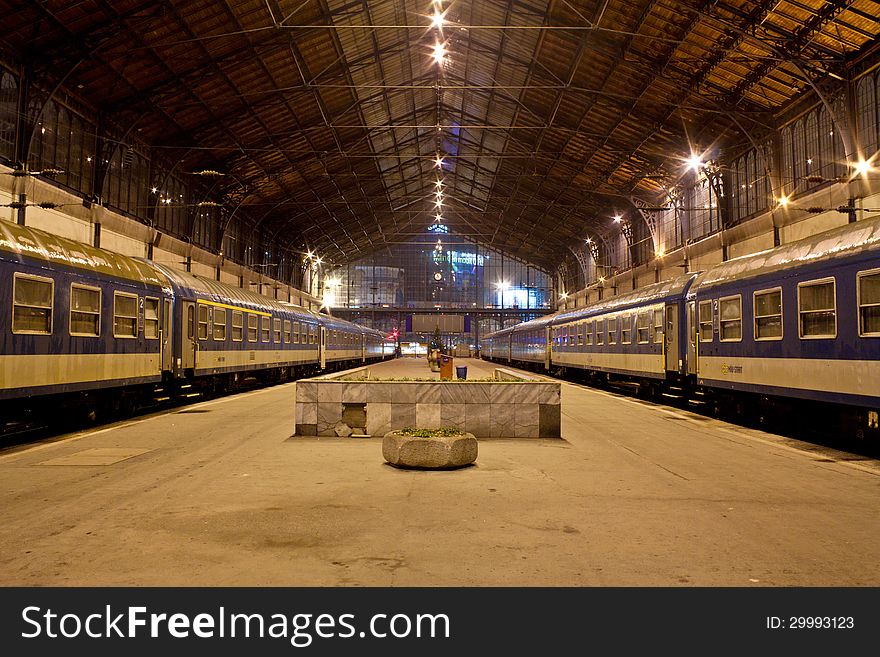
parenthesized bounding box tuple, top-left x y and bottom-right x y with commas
(113, 292, 138, 338)
(719, 296, 742, 341)
(637, 312, 650, 344)
(607, 317, 618, 344)
(197, 304, 209, 340)
(144, 297, 160, 339)
(302, 323, 309, 344)
(653, 308, 664, 344)
(274, 318, 282, 344)
(12, 274, 54, 334)
(586, 321, 593, 346)
(232, 311, 243, 342)
(596, 318, 605, 345)
(698, 301, 713, 343)
(247, 314, 258, 342)
(284, 320, 292, 344)
(621, 315, 632, 344)
(70, 284, 101, 336)
(310, 326, 317, 344)
(261, 316, 271, 343)
(857, 270, 880, 336)
(798, 279, 836, 338)
(292, 321, 299, 344)
(754, 288, 783, 340)
(213, 307, 227, 341)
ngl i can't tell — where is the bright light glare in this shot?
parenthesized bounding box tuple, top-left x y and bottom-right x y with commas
(559, 291, 568, 299)
(777, 195, 789, 208)
(430, 11, 445, 29)
(613, 215, 622, 223)
(431, 42, 447, 64)
(686, 154, 703, 171)
(434, 155, 444, 169)
(434, 178, 443, 187)
(853, 159, 874, 176)
(434, 214, 443, 222)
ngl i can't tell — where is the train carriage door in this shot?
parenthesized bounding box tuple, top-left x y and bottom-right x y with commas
(182, 301, 197, 370)
(161, 298, 173, 372)
(544, 326, 551, 370)
(686, 300, 697, 376)
(665, 304, 679, 373)
(319, 326, 327, 370)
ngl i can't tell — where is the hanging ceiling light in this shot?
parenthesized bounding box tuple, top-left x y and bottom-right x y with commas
(431, 42, 447, 64)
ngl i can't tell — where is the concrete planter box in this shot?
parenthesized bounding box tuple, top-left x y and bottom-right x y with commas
(294, 368, 561, 439)
(382, 430, 477, 469)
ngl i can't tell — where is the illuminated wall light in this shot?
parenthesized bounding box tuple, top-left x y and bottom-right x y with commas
(430, 10, 445, 29)
(613, 215, 622, 223)
(434, 179, 443, 187)
(777, 195, 790, 208)
(655, 248, 665, 257)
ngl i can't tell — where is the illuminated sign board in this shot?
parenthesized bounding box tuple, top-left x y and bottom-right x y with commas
(432, 250, 485, 267)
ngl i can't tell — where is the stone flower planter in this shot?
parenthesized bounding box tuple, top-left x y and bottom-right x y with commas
(382, 430, 477, 470)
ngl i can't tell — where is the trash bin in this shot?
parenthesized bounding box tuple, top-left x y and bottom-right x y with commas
(455, 365, 468, 380)
(439, 355, 454, 380)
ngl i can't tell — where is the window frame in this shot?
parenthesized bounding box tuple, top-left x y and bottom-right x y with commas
(232, 310, 244, 342)
(798, 277, 837, 339)
(247, 314, 258, 342)
(596, 318, 605, 345)
(213, 306, 227, 341)
(197, 303, 209, 341)
(857, 268, 880, 337)
(607, 316, 618, 345)
(12, 273, 54, 335)
(69, 282, 101, 337)
(718, 294, 743, 343)
(636, 312, 650, 344)
(261, 316, 271, 343)
(144, 296, 160, 340)
(653, 308, 664, 344)
(273, 317, 282, 344)
(112, 291, 139, 339)
(620, 314, 632, 345)
(698, 300, 713, 344)
(753, 287, 783, 341)
(283, 319, 292, 344)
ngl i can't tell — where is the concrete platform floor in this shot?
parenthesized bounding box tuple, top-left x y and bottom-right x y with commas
(1, 357, 878, 586)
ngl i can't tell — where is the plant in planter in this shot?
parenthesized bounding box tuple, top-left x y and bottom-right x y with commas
(382, 426, 477, 469)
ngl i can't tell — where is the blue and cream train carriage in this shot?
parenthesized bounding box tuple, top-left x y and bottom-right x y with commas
(484, 217, 880, 438)
(0, 219, 388, 420)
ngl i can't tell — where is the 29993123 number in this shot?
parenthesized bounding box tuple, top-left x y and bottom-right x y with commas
(789, 617, 854, 629)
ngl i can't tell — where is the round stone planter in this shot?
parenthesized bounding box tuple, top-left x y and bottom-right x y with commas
(382, 430, 477, 470)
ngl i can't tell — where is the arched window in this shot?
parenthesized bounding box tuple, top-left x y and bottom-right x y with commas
(856, 73, 878, 157)
(792, 119, 807, 194)
(804, 111, 819, 190)
(0, 70, 17, 161)
(779, 125, 794, 192)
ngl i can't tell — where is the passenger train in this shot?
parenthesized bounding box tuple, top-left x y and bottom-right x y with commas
(484, 218, 880, 440)
(0, 219, 389, 423)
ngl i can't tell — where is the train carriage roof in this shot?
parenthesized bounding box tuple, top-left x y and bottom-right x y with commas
(692, 217, 880, 293)
(150, 261, 318, 320)
(552, 272, 699, 325)
(0, 219, 166, 287)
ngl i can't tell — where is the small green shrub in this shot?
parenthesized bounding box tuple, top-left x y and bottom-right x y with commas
(397, 426, 466, 437)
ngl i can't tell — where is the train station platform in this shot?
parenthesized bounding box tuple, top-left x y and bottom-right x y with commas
(0, 358, 878, 586)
